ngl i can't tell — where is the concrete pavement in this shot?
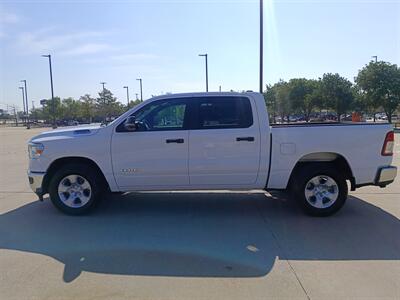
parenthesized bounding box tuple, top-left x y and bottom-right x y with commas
(0, 127, 399, 300)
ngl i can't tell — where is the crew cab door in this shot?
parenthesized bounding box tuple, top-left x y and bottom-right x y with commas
(189, 96, 261, 186)
(111, 98, 191, 189)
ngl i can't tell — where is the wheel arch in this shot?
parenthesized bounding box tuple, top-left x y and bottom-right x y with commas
(288, 152, 355, 190)
(42, 156, 110, 194)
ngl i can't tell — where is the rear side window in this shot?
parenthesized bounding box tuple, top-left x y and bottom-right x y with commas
(196, 97, 253, 129)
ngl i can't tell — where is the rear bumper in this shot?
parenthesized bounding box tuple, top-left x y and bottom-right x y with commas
(355, 166, 397, 189)
(374, 166, 397, 186)
(28, 171, 46, 197)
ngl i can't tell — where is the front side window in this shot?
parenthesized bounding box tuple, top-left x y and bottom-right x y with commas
(117, 99, 189, 132)
(151, 104, 186, 129)
(196, 97, 253, 129)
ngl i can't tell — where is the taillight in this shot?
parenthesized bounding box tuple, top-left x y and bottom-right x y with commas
(381, 131, 394, 156)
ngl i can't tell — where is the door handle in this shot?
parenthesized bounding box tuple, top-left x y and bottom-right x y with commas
(166, 138, 184, 144)
(236, 137, 255, 142)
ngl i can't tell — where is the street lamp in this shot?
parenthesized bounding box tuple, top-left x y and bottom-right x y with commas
(100, 82, 107, 104)
(20, 80, 29, 128)
(372, 55, 378, 62)
(198, 54, 208, 92)
(136, 78, 143, 102)
(18, 86, 26, 124)
(32, 100, 36, 122)
(123, 86, 130, 106)
(100, 82, 107, 122)
(259, 0, 263, 93)
(42, 54, 56, 128)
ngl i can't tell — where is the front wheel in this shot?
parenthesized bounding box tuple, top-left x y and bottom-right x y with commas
(49, 163, 103, 215)
(292, 164, 348, 217)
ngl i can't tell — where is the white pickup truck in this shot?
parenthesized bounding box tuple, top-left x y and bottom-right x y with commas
(28, 92, 397, 216)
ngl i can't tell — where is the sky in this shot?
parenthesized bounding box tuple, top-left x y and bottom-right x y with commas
(0, 0, 399, 111)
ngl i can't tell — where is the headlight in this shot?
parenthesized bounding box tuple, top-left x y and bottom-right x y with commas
(28, 142, 44, 159)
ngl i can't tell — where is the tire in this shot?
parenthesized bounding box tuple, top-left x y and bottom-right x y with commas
(49, 163, 103, 215)
(292, 163, 348, 217)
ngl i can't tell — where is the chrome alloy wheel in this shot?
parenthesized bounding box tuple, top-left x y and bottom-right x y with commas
(304, 175, 339, 209)
(57, 174, 92, 208)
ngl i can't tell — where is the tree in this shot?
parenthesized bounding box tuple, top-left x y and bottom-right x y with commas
(355, 61, 400, 123)
(352, 85, 371, 116)
(288, 78, 320, 121)
(264, 81, 292, 123)
(320, 73, 354, 122)
(96, 88, 124, 122)
(41, 97, 63, 123)
(128, 99, 142, 109)
(264, 84, 277, 123)
(62, 97, 80, 120)
(79, 94, 96, 123)
(274, 80, 292, 123)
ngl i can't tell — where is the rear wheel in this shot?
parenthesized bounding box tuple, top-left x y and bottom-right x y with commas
(49, 163, 103, 215)
(292, 164, 348, 216)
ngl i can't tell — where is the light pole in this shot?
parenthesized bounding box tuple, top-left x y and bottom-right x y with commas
(198, 54, 208, 92)
(19, 86, 26, 124)
(100, 82, 107, 104)
(259, 0, 263, 93)
(32, 100, 36, 122)
(123, 86, 130, 106)
(42, 54, 56, 128)
(136, 78, 143, 102)
(100, 82, 107, 122)
(20, 80, 29, 128)
(372, 55, 378, 62)
(135, 93, 139, 101)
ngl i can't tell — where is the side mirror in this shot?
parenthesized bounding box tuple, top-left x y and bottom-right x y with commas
(124, 116, 137, 131)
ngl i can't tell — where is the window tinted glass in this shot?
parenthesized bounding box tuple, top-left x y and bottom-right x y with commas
(151, 103, 186, 129)
(197, 97, 253, 129)
(116, 99, 189, 132)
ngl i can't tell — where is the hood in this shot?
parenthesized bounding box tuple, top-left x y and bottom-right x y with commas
(30, 125, 102, 143)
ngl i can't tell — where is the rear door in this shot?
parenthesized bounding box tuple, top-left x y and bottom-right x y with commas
(188, 96, 261, 186)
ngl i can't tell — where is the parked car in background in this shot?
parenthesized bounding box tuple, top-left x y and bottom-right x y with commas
(67, 120, 79, 126)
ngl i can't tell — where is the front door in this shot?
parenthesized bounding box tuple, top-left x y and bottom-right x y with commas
(111, 98, 191, 189)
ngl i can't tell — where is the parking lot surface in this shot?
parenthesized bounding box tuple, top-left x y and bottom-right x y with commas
(0, 127, 399, 300)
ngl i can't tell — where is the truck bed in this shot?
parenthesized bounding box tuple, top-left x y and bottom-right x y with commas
(267, 122, 394, 189)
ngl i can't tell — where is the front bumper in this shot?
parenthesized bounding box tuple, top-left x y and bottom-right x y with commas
(374, 166, 397, 187)
(28, 171, 46, 198)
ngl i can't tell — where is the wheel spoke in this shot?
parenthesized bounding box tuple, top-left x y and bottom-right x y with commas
(70, 175, 79, 185)
(58, 184, 69, 193)
(314, 195, 324, 208)
(63, 196, 76, 207)
(80, 180, 91, 190)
